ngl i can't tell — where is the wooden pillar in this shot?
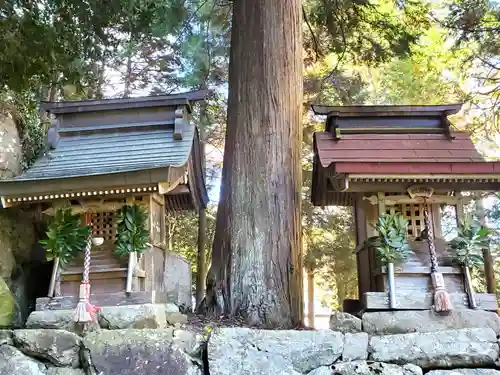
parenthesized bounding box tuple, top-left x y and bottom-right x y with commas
(430, 204, 442, 239)
(377, 192, 386, 217)
(475, 197, 496, 294)
(195, 208, 207, 307)
(306, 270, 314, 328)
(354, 194, 368, 299)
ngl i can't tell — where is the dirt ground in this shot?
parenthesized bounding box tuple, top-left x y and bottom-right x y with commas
(185, 313, 315, 334)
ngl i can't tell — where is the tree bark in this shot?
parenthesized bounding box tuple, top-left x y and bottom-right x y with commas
(307, 270, 314, 327)
(207, 0, 303, 328)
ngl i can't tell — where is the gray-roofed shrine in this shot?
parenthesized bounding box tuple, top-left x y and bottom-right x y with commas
(0, 91, 208, 314)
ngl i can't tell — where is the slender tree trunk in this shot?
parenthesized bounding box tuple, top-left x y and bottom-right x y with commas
(196, 97, 208, 307)
(307, 270, 314, 327)
(123, 35, 134, 98)
(165, 218, 175, 252)
(48, 83, 57, 102)
(196, 207, 207, 306)
(96, 58, 106, 99)
(207, 0, 303, 328)
(336, 274, 346, 310)
(475, 197, 496, 294)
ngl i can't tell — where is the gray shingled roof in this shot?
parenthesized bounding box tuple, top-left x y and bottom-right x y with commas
(14, 123, 194, 181)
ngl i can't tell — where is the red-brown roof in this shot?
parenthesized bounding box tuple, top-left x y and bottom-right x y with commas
(314, 131, 500, 175)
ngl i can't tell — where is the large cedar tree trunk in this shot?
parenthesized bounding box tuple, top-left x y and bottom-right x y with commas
(207, 0, 303, 328)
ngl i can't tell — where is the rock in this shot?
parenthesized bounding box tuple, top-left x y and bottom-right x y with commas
(98, 304, 167, 329)
(26, 310, 76, 331)
(82, 329, 202, 375)
(0, 210, 37, 272)
(46, 369, 86, 375)
(0, 345, 47, 375)
(208, 327, 343, 375)
(173, 329, 197, 353)
(342, 332, 368, 361)
(0, 111, 22, 179)
(164, 252, 192, 312)
(362, 310, 500, 335)
(369, 328, 499, 369)
(332, 361, 422, 375)
(13, 329, 81, 368)
(0, 277, 15, 327)
(329, 312, 362, 333)
(166, 312, 188, 325)
(0, 209, 39, 327)
(165, 303, 180, 313)
(307, 366, 332, 375)
(0, 329, 13, 345)
(427, 370, 500, 375)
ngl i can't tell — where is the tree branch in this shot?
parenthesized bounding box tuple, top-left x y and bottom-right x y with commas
(302, 5, 322, 62)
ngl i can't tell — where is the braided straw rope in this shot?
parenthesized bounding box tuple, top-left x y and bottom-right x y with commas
(422, 198, 452, 313)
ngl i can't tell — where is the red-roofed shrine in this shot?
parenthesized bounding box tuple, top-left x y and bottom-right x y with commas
(311, 103, 499, 313)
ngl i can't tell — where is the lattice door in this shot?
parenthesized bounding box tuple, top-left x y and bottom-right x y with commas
(91, 211, 117, 242)
(386, 203, 425, 238)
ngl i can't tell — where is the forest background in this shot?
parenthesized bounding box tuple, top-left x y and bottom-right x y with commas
(1, 0, 499, 325)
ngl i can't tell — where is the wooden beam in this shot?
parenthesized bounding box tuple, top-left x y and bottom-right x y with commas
(339, 181, 500, 193)
(0, 168, 170, 197)
(373, 265, 462, 277)
(42, 200, 148, 215)
(363, 291, 498, 311)
(158, 176, 184, 195)
(349, 173, 500, 181)
(174, 108, 186, 140)
(364, 194, 474, 206)
(0, 197, 13, 208)
(329, 175, 349, 192)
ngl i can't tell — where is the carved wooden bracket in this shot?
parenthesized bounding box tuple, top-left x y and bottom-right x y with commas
(47, 117, 60, 149)
(174, 107, 186, 140)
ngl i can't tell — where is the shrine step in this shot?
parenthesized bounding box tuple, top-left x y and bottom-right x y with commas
(61, 267, 146, 278)
(36, 291, 167, 311)
(61, 267, 128, 276)
(363, 291, 498, 311)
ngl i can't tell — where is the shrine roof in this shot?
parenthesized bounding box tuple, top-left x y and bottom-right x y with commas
(15, 124, 195, 181)
(310, 103, 500, 207)
(314, 131, 500, 174)
(0, 91, 209, 209)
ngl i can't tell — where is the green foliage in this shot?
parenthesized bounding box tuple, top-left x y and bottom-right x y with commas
(304, 0, 431, 65)
(167, 206, 217, 290)
(375, 27, 466, 105)
(114, 205, 150, 257)
(449, 216, 490, 268)
(39, 209, 91, 268)
(369, 213, 413, 265)
(0, 277, 15, 327)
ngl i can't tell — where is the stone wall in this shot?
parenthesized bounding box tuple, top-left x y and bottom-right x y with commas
(4, 307, 500, 375)
(0, 327, 202, 375)
(1, 303, 199, 375)
(208, 326, 500, 375)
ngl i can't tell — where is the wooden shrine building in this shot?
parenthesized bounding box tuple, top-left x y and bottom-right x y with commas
(311, 103, 499, 313)
(0, 91, 208, 311)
